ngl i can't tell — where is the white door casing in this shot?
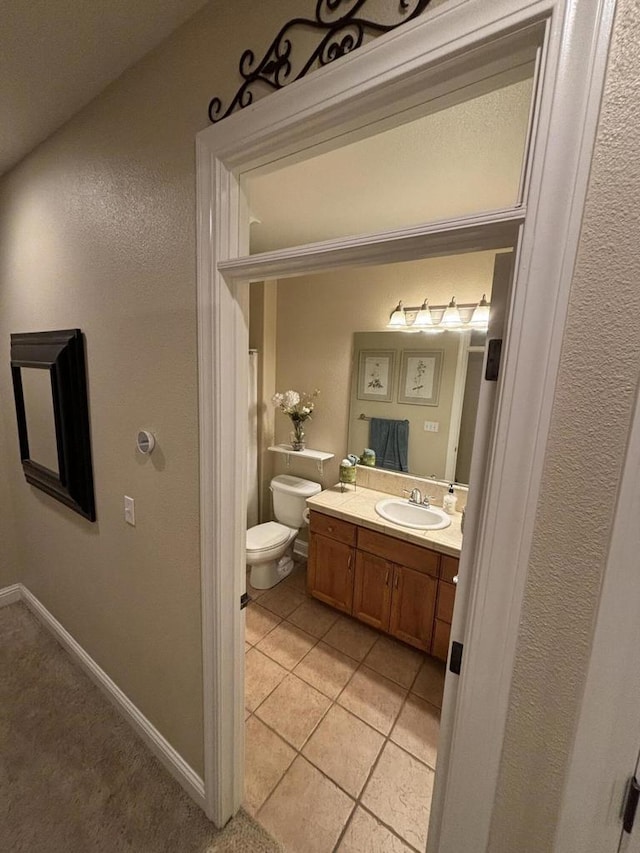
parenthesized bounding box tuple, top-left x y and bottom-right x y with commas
(195, 1, 616, 849)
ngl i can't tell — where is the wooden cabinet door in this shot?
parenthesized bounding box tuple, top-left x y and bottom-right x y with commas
(308, 533, 354, 614)
(389, 564, 437, 651)
(352, 550, 392, 632)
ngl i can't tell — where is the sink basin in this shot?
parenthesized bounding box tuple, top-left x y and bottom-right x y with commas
(375, 498, 451, 530)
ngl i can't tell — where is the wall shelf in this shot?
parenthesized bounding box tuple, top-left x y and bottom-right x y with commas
(268, 444, 334, 474)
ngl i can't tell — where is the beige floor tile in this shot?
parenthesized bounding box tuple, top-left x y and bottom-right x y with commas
(256, 673, 331, 749)
(364, 636, 424, 688)
(337, 807, 414, 853)
(256, 621, 317, 670)
(246, 604, 281, 646)
(246, 571, 267, 601)
(288, 598, 339, 638)
(391, 694, 440, 768)
(258, 756, 354, 853)
(293, 642, 358, 700)
(281, 563, 308, 593)
(244, 716, 296, 815)
(258, 584, 307, 619)
(338, 666, 407, 735)
(411, 656, 446, 709)
(303, 705, 384, 797)
(361, 742, 434, 850)
(323, 616, 378, 661)
(245, 648, 288, 712)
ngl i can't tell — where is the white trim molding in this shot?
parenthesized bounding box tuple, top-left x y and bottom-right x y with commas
(0, 584, 22, 607)
(196, 0, 617, 844)
(0, 584, 205, 810)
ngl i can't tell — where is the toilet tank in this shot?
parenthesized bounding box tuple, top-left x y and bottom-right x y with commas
(271, 474, 321, 528)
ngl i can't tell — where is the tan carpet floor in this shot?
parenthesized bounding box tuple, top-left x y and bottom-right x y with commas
(0, 602, 280, 852)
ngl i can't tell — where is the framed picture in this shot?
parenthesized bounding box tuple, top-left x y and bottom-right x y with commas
(357, 350, 396, 402)
(398, 350, 443, 406)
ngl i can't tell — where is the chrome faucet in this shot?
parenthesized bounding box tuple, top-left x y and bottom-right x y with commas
(405, 488, 422, 505)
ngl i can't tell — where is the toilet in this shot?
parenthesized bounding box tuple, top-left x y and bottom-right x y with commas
(246, 474, 321, 589)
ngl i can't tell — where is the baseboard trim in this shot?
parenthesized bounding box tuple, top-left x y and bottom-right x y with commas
(293, 538, 308, 560)
(4, 584, 205, 809)
(0, 584, 22, 607)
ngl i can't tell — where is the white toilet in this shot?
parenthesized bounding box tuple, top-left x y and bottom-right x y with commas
(246, 474, 321, 590)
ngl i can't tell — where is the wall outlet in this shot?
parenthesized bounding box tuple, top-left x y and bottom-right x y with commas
(124, 495, 135, 526)
(424, 421, 439, 432)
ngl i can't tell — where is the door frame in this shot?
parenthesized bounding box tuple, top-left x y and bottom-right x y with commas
(195, 0, 616, 848)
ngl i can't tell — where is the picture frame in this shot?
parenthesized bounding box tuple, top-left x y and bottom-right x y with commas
(10, 329, 96, 521)
(398, 349, 443, 406)
(357, 349, 396, 403)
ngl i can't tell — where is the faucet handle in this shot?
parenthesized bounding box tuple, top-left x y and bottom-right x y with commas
(423, 495, 435, 507)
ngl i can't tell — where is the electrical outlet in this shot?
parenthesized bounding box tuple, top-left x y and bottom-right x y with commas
(424, 421, 439, 432)
(124, 495, 135, 526)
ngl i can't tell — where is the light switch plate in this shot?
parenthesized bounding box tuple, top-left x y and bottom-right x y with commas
(424, 421, 439, 432)
(124, 495, 135, 526)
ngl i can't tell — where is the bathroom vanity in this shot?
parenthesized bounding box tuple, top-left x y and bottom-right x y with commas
(306, 486, 461, 662)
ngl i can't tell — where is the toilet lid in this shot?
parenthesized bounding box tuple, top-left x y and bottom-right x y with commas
(246, 521, 292, 553)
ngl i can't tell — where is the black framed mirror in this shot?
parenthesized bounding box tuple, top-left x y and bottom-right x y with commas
(10, 329, 96, 521)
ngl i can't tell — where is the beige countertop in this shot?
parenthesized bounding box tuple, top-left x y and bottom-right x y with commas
(306, 484, 463, 558)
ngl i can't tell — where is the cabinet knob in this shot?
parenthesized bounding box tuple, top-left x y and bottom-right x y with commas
(453, 575, 458, 585)
(327, 526, 334, 533)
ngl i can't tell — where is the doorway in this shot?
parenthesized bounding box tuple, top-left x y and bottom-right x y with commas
(195, 3, 615, 850)
(242, 247, 512, 849)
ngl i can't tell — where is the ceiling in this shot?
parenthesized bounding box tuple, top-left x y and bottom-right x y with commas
(0, 0, 209, 177)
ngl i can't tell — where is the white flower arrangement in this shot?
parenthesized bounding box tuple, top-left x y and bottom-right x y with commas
(272, 389, 319, 449)
(271, 389, 319, 422)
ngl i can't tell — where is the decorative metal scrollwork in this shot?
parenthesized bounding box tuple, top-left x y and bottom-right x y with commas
(208, 0, 432, 123)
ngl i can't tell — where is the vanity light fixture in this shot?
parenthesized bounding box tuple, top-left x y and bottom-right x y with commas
(441, 297, 463, 329)
(385, 294, 491, 332)
(470, 293, 490, 328)
(412, 299, 435, 329)
(386, 300, 408, 328)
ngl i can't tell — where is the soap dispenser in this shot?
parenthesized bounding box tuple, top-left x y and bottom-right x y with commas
(443, 483, 457, 515)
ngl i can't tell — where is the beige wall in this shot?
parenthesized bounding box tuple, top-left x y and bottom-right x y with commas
(488, 0, 640, 847)
(272, 252, 499, 489)
(0, 0, 327, 775)
(0, 406, 19, 587)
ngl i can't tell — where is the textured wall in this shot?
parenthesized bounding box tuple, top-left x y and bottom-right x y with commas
(488, 0, 640, 848)
(0, 0, 330, 775)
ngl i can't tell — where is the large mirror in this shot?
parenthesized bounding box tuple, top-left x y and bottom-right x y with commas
(11, 329, 96, 521)
(347, 330, 485, 484)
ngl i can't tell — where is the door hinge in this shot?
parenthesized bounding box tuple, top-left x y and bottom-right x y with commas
(485, 338, 502, 381)
(240, 592, 251, 610)
(623, 776, 640, 833)
(449, 641, 463, 675)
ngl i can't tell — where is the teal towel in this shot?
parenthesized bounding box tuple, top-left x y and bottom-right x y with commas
(369, 418, 409, 472)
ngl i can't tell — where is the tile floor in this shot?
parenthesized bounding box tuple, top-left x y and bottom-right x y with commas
(244, 561, 445, 853)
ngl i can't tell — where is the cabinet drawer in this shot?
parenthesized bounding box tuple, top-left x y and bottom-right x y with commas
(309, 511, 357, 546)
(357, 527, 439, 577)
(440, 554, 459, 583)
(436, 581, 456, 623)
(432, 618, 451, 662)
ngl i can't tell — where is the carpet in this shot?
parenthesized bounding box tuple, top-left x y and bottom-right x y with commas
(0, 602, 280, 852)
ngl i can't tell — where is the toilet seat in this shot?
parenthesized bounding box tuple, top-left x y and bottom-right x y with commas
(246, 521, 294, 554)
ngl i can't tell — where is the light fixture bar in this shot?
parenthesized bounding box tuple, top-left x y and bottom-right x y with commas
(385, 296, 490, 331)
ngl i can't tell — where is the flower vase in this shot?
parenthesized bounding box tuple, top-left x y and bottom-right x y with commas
(290, 421, 306, 452)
